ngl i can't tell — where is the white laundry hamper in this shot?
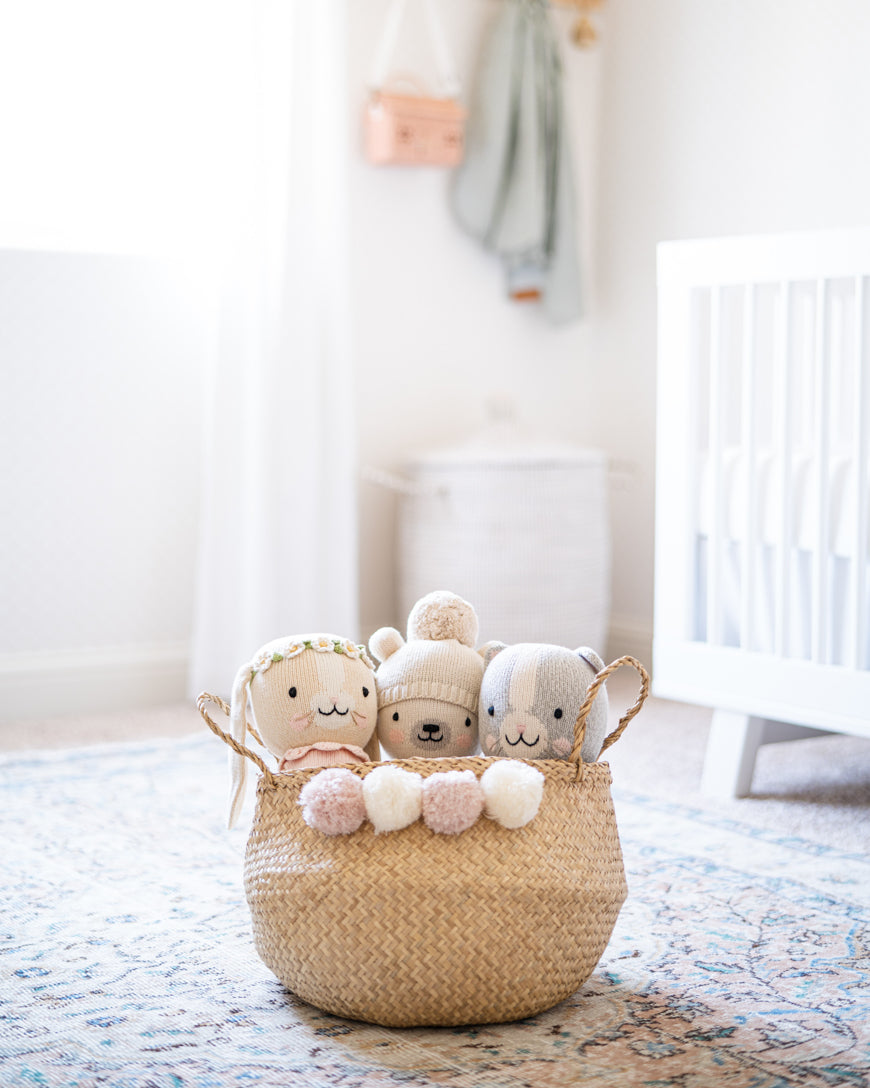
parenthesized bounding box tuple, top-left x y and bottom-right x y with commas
(381, 437, 612, 648)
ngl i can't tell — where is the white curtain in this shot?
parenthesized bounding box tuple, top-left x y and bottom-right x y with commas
(189, 0, 359, 698)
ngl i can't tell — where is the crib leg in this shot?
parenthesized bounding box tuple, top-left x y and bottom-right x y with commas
(700, 710, 766, 798)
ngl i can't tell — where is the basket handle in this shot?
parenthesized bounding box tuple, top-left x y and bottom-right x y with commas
(196, 691, 277, 787)
(569, 655, 650, 771)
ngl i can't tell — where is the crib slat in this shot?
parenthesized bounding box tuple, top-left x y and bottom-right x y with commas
(740, 284, 757, 651)
(811, 279, 830, 664)
(773, 281, 793, 658)
(707, 287, 725, 645)
(852, 275, 869, 670)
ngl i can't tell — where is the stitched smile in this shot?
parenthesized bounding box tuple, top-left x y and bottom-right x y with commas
(318, 707, 349, 717)
(506, 734, 540, 747)
(417, 734, 443, 743)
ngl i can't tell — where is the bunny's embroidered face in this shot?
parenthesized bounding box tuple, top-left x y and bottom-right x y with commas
(249, 643, 377, 760)
(479, 643, 608, 762)
(226, 635, 378, 828)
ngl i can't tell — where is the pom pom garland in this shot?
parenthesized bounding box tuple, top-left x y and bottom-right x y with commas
(298, 768, 366, 836)
(480, 760, 545, 829)
(362, 765, 423, 834)
(298, 760, 544, 836)
(421, 770, 484, 835)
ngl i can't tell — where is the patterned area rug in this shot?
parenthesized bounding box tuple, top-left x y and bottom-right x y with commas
(1, 732, 868, 1087)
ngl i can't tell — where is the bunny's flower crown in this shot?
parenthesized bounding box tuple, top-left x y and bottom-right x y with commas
(250, 637, 375, 679)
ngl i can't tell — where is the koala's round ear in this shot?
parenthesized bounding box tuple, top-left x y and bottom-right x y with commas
(369, 626, 405, 663)
(576, 646, 605, 673)
(480, 640, 508, 667)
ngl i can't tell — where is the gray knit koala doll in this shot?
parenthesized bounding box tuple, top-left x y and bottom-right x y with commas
(479, 642, 608, 762)
(369, 590, 485, 759)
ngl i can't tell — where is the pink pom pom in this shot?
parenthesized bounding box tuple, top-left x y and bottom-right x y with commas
(298, 768, 366, 835)
(421, 770, 484, 835)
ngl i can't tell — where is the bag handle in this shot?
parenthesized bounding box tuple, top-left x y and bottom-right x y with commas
(196, 691, 277, 788)
(569, 656, 650, 778)
(369, 0, 461, 98)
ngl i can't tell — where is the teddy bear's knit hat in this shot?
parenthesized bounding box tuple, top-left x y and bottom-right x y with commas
(371, 591, 484, 714)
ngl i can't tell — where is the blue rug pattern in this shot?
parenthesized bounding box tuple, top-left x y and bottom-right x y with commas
(1, 732, 868, 1087)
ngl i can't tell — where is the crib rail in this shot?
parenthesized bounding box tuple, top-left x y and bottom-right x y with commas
(655, 229, 870, 736)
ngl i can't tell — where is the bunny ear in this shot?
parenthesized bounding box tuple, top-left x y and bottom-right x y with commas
(227, 662, 253, 829)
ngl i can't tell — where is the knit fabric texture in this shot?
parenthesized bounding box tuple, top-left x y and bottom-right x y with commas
(479, 643, 608, 763)
(226, 633, 379, 828)
(369, 591, 486, 760)
(375, 642, 484, 714)
(247, 639, 378, 760)
(278, 742, 370, 772)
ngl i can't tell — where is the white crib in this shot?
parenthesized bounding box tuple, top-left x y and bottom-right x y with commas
(654, 229, 870, 796)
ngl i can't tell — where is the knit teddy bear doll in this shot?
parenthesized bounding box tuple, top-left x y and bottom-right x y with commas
(478, 642, 609, 763)
(226, 634, 380, 828)
(369, 590, 485, 759)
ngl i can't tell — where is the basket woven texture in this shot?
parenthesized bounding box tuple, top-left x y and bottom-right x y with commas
(199, 656, 648, 1028)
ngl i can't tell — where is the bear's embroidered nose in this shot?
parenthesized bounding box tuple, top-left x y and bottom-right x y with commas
(421, 722, 441, 736)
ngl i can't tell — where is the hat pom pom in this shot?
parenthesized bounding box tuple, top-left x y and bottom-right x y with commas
(407, 590, 479, 647)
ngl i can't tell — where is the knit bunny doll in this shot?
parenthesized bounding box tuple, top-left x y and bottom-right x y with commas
(369, 590, 485, 759)
(226, 634, 380, 827)
(478, 642, 608, 763)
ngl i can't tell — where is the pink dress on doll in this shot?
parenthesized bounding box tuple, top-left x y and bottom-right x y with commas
(278, 741, 369, 773)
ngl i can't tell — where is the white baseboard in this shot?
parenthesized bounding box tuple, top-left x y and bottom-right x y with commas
(605, 618, 653, 670)
(0, 643, 189, 722)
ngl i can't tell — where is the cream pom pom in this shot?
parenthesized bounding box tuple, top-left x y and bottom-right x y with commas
(362, 765, 423, 834)
(407, 591, 479, 647)
(480, 760, 545, 829)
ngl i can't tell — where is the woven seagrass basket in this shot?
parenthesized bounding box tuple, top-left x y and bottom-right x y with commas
(198, 655, 648, 1028)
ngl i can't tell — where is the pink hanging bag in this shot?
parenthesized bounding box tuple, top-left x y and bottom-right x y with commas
(364, 0, 466, 167)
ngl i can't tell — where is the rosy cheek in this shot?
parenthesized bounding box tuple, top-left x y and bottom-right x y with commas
(455, 734, 472, 752)
(552, 737, 571, 756)
(484, 735, 497, 752)
(289, 712, 310, 731)
(389, 729, 403, 746)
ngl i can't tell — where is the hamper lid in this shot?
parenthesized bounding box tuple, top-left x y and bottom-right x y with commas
(404, 426, 606, 472)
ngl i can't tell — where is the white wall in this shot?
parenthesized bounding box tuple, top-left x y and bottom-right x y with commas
(6, 0, 870, 719)
(0, 1, 225, 721)
(590, 0, 870, 659)
(350, 0, 870, 662)
(348, 0, 624, 645)
(0, 251, 210, 719)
